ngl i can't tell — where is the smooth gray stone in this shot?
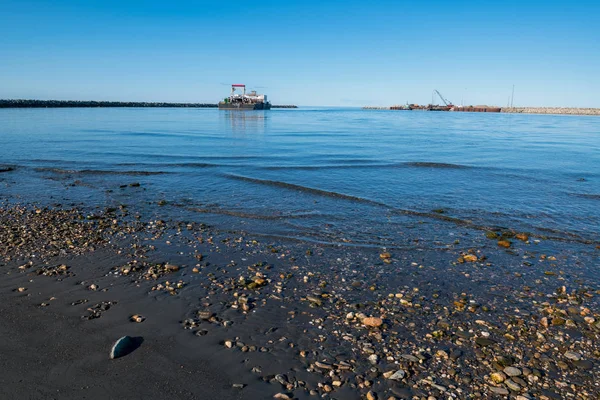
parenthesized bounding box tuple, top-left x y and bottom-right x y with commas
(110, 336, 142, 359)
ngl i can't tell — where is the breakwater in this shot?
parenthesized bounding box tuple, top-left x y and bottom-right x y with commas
(0, 99, 297, 109)
(501, 107, 600, 116)
(0, 99, 216, 108)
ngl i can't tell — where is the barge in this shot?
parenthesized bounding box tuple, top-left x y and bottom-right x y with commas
(218, 84, 271, 110)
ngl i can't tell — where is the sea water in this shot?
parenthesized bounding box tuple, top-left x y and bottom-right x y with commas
(1, 107, 598, 247)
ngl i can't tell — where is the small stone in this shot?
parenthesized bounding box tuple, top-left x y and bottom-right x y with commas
(387, 369, 405, 381)
(401, 354, 419, 362)
(273, 393, 291, 400)
(109, 336, 139, 359)
(363, 317, 383, 328)
(197, 310, 214, 320)
(564, 351, 581, 361)
(490, 372, 506, 384)
(505, 379, 521, 391)
(130, 314, 145, 323)
(485, 231, 499, 239)
(232, 383, 245, 389)
(435, 349, 448, 359)
(489, 387, 509, 395)
(165, 264, 179, 271)
(17, 287, 26, 292)
(573, 360, 594, 370)
(497, 240, 511, 248)
(503, 367, 521, 377)
(431, 384, 446, 392)
(314, 361, 333, 370)
(306, 295, 322, 306)
(516, 233, 529, 241)
(463, 254, 478, 262)
(368, 354, 379, 365)
(367, 391, 377, 400)
(224, 340, 234, 348)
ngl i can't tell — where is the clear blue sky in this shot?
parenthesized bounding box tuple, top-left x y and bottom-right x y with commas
(1, 0, 599, 107)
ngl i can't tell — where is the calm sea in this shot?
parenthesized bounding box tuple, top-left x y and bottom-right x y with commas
(1, 108, 598, 247)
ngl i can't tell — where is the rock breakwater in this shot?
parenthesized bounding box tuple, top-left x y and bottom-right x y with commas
(502, 107, 600, 116)
(0, 99, 298, 109)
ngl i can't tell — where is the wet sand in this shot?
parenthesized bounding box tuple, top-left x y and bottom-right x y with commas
(1, 203, 599, 399)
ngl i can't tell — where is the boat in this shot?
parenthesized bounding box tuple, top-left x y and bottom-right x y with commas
(218, 84, 271, 110)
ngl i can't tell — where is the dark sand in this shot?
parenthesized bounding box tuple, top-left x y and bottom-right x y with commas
(0, 250, 244, 400)
(1, 204, 599, 399)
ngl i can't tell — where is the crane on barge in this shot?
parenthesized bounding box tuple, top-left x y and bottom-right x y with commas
(432, 90, 453, 107)
(428, 90, 453, 111)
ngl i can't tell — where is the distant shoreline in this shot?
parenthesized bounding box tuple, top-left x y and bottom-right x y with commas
(363, 105, 600, 116)
(0, 99, 298, 109)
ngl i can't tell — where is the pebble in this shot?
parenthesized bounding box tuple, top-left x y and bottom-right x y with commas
(573, 360, 594, 370)
(497, 239, 511, 248)
(130, 314, 145, 323)
(197, 310, 214, 320)
(503, 366, 522, 377)
(368, 354, 379, 365)
(366, 391, 377, 400)
(490, 372, 506, 384)
(564, 351, 581, 361)
(306, 295, 322, 306)
(463, 254, 478, 262)
(505, 379, 521, 391)
(314, 361, 333, 370)
(387, 369, 405, 381)
(475, 337, 496, 347)
(401, 354, 419, 362)
(109, 336, 138, 359)
(363, 317, 383, 328)
(516, 233, 529, 241)
(489, 387, 509, 395)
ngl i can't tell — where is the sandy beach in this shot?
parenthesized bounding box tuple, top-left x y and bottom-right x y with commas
(1, 202, 598, 399)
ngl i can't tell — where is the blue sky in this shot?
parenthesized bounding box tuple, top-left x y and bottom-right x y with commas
(1, 1, 599, 106)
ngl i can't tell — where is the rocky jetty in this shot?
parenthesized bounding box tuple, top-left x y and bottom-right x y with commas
(0, 99, 217, 108)
(0, 99, 298, 109)
(502, 107, 600, 116)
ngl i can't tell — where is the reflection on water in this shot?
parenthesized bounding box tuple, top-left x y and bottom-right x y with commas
(219, 110, 268, 134)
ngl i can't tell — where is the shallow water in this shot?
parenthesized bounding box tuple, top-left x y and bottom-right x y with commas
(1, 107, 599, 245)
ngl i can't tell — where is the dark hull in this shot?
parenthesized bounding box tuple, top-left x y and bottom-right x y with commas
(218, 102, 271, 110)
